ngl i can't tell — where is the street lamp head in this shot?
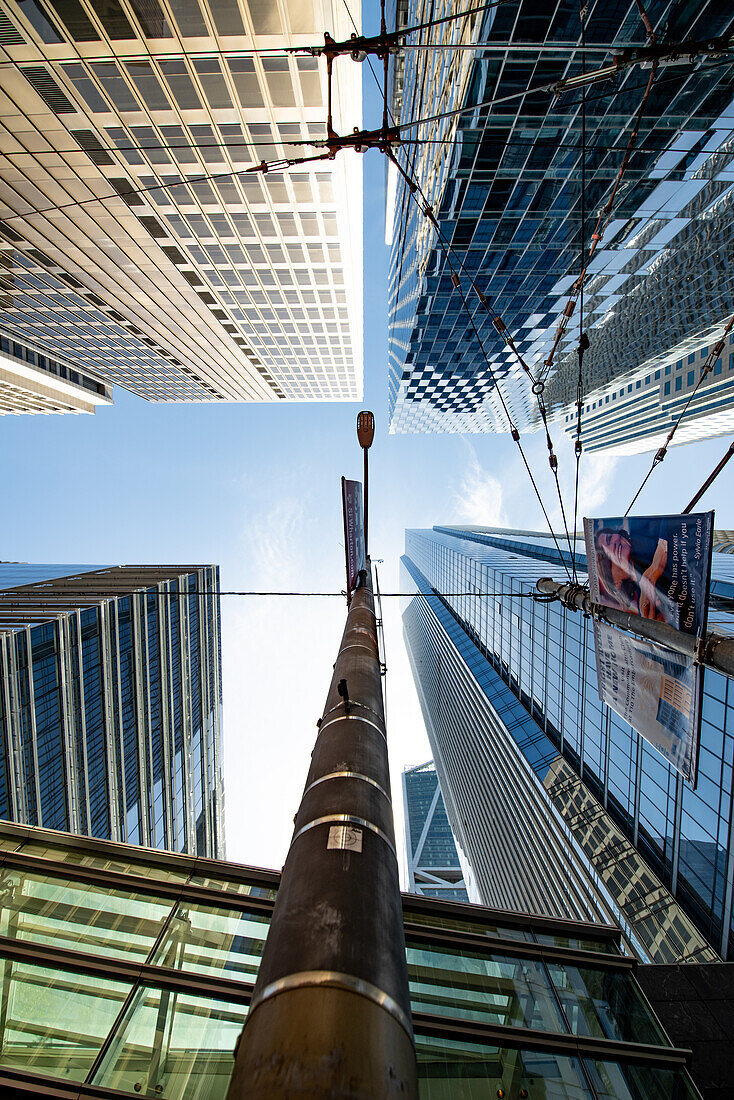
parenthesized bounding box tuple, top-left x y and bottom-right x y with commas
(357, 410, 375, 449)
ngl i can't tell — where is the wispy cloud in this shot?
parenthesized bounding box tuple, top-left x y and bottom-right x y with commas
(221, 492, 344, 868)
(240, 497, 308, 589)
(453, 440, 508, 526)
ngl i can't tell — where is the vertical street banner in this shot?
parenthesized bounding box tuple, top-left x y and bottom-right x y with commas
(592, 622, 701, 784)
(584, 512, 714, 785)
(584, 512, 713, 634)
(341, 477, 366, 600)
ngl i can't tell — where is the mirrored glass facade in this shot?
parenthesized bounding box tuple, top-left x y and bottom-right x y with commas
(402, 526, 734, 963)
(0, 563, 224, 857)
(0, 819, 701, 1100)
(386, 0, 734, 435)
(0, 0, 362, 406)
(403, 760, 470, 901)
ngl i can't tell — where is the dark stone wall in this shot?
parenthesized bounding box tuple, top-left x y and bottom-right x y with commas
(637, 963, 734, 1100)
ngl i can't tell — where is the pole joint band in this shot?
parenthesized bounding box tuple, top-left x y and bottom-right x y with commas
(317, 713, 386, 739)
(249, 970, 413, 1039)
(292, 813, 396, 858)
(304, 771, 389, 800)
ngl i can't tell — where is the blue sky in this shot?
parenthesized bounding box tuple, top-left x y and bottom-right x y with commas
(2, 67, 733, 878)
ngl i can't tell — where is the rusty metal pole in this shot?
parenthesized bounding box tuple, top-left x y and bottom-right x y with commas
(226, 563, 417, 1098)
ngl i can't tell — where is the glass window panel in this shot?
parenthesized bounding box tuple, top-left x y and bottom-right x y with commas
(193, 59, 233, 109)
(297, 57, 322, 106)
(168, 0, 207, 37)
(17, 0, 63, 42)
(128, 0, 172, 38)
(546, 966, 666, 1045)
(95, 0, 135, 39)
(406, 940, 564, 1030)
(534, 933, 620, 955)
(47, 0, 100, 40)
(210, 0, 244, 35)
(228, 58, 264, 108)
(0, 868, 172, 961)
(93, 986, 247, 1099)
(11, 839, 191, 881)
(585, 1058, 699, 1100)
(284, 0, 315, 33)
(126, 62, 171, 110)
(150, 903, 268, 981)
(159, 61, 202, 109)
(249, 0, 283, 33)
(91, 61, 138, 111)
(0, 961, 131, 1082)
(262, 58, 296, 107)
(415, 1033, 592, 1099)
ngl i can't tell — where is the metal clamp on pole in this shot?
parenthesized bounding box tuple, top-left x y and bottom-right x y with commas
(535, 577, 734, 678)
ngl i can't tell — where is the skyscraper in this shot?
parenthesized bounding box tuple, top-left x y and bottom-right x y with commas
(0, 334, 112, 416)
(386, 0, 734, 435)
(0, 816, 706, 1100)
(402, 760, 469, 901)
(557, 331, 734, 456)
(402, 526, 734, 963)
(0, 562, 224, 857)
(0, 0, 362, 407)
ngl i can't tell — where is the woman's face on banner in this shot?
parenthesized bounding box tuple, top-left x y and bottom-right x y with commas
(597, 531, 632, 571)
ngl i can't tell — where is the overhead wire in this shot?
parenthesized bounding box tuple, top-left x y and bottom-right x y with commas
(625, 313, 734, 515)
(397, 52, 734, 135)
(1, 52, 729, 223)
(0, 150, 336, 223)
(683, 439, 734, 514)
(385, 143, 573, 578)
(570, 0, 589, 583)
(0, 589, 547, 599)
(539, 60, 659, 381)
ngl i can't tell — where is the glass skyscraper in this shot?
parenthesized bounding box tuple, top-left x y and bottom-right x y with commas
(386, 0, 734, 436)
(557, 331, 734, 456)
(402, 526, 734, 963)
(0, 563, 224, 857)
(0, 0, 362, 408)
(402, 760, 469, 901)
(0, 816, 704, 1100)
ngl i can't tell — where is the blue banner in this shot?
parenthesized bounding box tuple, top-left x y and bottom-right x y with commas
(341, 477, 365, 598)
(584, 512, 713, 635)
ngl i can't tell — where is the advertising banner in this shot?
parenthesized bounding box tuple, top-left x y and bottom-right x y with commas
(592, 621, 700, 784)
(584, 512, 714, 635)
(341, 477, 366, 598)
(584, 512, 713, 785)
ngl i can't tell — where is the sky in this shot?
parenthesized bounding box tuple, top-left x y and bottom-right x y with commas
(2, 65, 734, 884)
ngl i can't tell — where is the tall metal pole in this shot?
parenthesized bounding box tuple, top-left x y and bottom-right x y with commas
(364, 444, 369, 558)
(357, 410, 375, 559)
(227, 564, 417, 1098)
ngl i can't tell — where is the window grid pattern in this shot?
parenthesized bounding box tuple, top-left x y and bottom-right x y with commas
(559, 332, 734, 457)
(386, 0, 734, 435)
(0, 821, 700, 1100)
(0, 564, 224, 858)
(402, 761, 469, 900)
(402, 527, 733, 962)
(0, 0, 362, 405)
